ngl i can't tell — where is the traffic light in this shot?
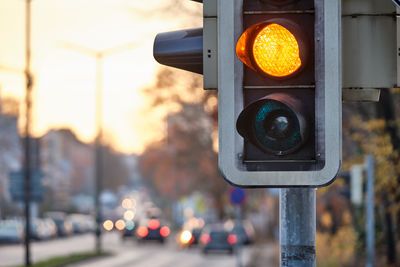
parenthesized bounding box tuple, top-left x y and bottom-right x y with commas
(218, 0, 341, 187)
(153, 0, 342, 187)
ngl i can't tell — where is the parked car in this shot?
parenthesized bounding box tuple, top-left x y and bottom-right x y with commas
(0, 220, 23, 244)
(68, 214, 90, 234)
(200, 224, 237, 254)
(136, 218, 170, 243)
(41, 218, 58, 239)
(45, 212, 73, 237)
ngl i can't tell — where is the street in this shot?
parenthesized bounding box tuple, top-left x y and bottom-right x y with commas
(0, 232, 273, 267)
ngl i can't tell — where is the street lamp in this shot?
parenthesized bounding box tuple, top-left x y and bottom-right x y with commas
(61, 41, 137, 252)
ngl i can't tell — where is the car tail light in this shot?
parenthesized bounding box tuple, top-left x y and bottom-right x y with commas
(200, 233, 211, 244)
(160, 226, 170, 237)
(227, 234, 237, 245)
(148, 219, 160, 230)
(137, 226, 148, 238)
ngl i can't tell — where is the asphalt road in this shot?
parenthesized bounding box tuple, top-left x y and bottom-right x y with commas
(0, 232, 272, 267)
(70, 232, 254, 267)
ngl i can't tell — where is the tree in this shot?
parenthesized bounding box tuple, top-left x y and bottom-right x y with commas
(138, 67, 227, 218)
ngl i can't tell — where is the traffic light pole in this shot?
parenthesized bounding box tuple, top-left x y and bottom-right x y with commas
(280, 188, 316, 267)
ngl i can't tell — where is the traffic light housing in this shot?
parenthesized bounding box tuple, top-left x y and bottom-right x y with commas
(153, 0, 342, 187)
(218, 0, 341, 187)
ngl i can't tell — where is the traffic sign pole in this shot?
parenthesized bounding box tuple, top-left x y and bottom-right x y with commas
(280, 188, 316, 267)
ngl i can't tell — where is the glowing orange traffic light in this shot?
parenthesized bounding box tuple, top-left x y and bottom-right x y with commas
(236, 21, 307, 78)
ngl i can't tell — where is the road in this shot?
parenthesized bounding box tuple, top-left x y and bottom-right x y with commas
(0, 232, 275, 267)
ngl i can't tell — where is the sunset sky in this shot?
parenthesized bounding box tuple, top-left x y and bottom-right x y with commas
(0, 0, 202, 154)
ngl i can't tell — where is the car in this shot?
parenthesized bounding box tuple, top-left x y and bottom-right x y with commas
(200, 224, 237, 254)
(136, 218, 170, 243)
(230, 220, 255, 245)
(68, 214, 89, 234)
(41, 218, 58, 239)
(121, 221, 138, 240)
(0, 220, 23, 244)
(45, 212, 73, 237)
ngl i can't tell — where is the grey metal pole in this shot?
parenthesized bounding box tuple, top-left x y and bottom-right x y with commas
(365, 155, 375, 267)
(24, 0, 32, 265)
(94, 56, 103, 253)
(280, 188, 316, 267)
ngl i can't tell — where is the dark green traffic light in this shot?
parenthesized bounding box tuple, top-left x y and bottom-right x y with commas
(236, 94, 308, 156)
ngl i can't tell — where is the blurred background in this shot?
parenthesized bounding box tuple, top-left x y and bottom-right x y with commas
(0, 0, 399, 266)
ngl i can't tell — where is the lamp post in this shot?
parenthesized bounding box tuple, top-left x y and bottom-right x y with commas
(24, 0, 33, 265)
(61, 41, 136, 252)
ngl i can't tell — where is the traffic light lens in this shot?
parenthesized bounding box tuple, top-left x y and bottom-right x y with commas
(254, 100, 302, 155)
(263, 112, 294, 140)
(253, 24, 301, 77)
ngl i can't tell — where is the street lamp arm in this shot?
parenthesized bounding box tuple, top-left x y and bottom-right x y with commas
(101, 42, 138, 57)
(58, 42, 98, 57)
(59, 41, 138, 58)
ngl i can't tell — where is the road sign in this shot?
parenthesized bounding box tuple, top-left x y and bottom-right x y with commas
(230, 187, 246, 205)
(9, 170, 44, 202)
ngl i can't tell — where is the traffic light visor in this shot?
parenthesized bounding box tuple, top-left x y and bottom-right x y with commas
(236, 21, 305, 78)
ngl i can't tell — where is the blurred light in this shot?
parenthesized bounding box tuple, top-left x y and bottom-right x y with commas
(180, 230, 193, 244)
(200, 233, 211, 244)
(115, 219, 126, 231)
(126, 221, 135, 231)
(103, 220, 114, 231)
(122, 198, 133, 209)
(160, 226, 170, 237)
(183, 207, 194, 218)
(253, 24, 301, 77)
(137, 226, 149, 238)
(227, 234, 238, 245)
(124, 210, 135, 221)
(224, 220, 234, 231)
(198, 218, 205, 228)
(148, 219, 160, 230)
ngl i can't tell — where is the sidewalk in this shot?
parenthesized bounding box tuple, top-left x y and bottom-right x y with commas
(247, 242, 278, 267)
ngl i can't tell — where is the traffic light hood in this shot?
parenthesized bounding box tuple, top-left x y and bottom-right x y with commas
(153, 28, 203, 74)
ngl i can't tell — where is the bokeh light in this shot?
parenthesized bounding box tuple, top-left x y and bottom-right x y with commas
(180, 230, 192, 244)
(103, 220, 114, 231)
(124, 210, 135, 221)
(125, 221, 135, 231)
(137, 226, 149, 238)
(115, 219, 126, 231)
(122, 198, 133, 209)
(147, 219, 160, 230)
(160, 226, 170, 237)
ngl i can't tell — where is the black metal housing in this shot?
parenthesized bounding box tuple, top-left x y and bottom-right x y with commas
(153, 28, 203, 74)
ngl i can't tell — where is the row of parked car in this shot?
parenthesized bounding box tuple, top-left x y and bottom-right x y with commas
(0, 212, 95, 244)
